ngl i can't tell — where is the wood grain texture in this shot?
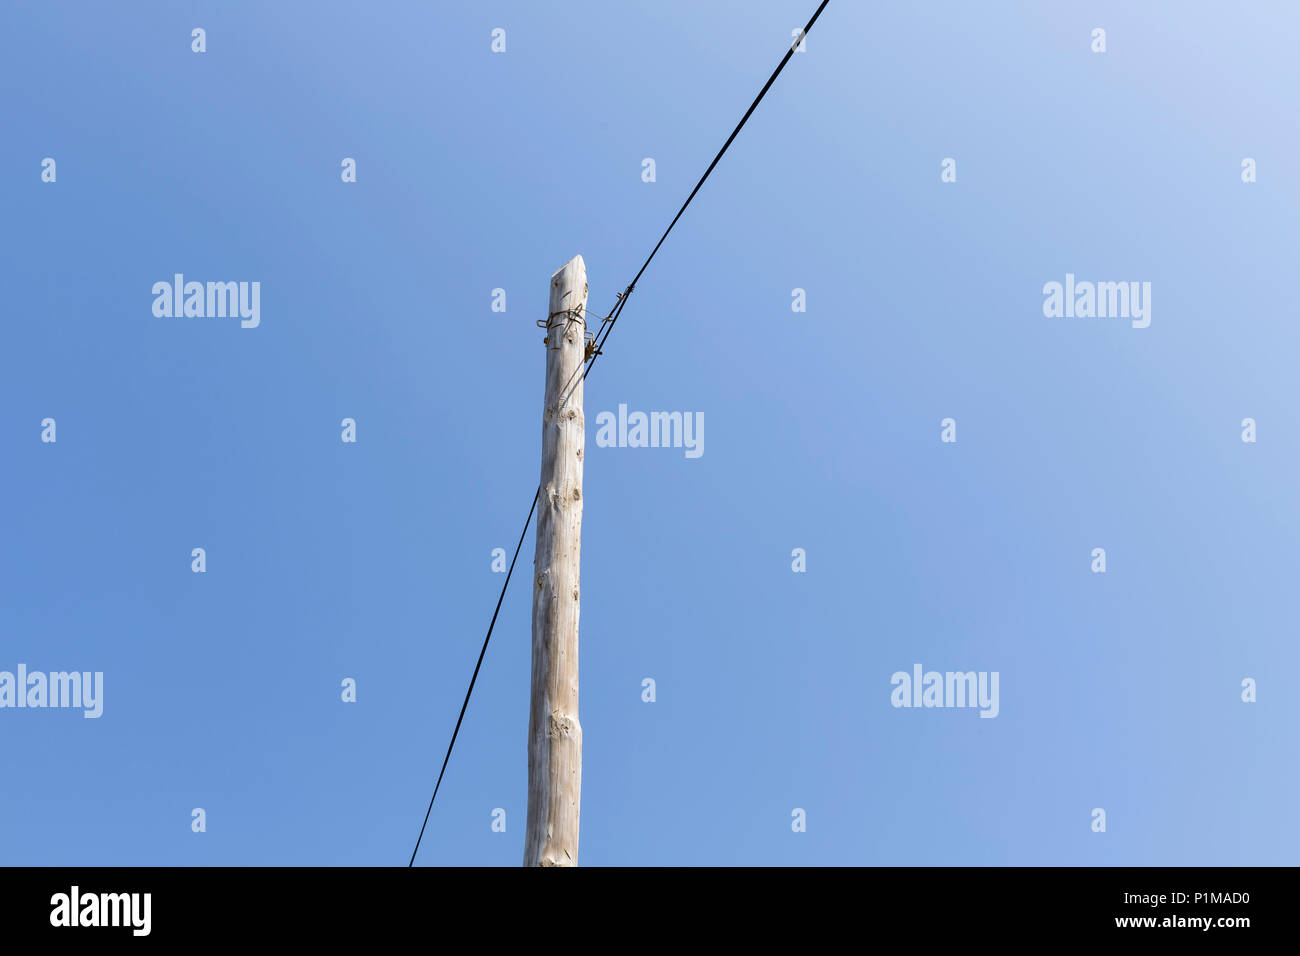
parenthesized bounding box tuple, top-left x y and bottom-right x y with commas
(524, 255, 587, 867)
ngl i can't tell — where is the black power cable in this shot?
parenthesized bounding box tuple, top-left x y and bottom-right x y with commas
(409, 0, 832, 866)
(406, 491, 538, 867)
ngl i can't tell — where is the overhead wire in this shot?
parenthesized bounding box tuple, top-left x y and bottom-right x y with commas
(409, 0, 832, 866)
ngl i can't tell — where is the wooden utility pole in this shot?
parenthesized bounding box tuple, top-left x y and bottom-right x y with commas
(524, 255, 587, 867)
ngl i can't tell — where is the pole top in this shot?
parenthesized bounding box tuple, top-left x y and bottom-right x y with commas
(552, 255, 586, 284)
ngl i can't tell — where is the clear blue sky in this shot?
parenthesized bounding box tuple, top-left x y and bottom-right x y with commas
(2, 0, 1297, 866)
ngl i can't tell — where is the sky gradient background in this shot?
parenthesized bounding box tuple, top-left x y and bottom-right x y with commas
(2, 0, 1297, 866)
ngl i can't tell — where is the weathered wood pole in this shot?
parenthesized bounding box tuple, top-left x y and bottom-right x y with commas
(524, 254, 587, 867)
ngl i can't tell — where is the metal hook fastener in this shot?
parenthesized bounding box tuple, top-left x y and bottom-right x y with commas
(538, 306, 589, 347)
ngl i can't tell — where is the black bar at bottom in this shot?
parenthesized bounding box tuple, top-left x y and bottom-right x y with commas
(0, 866, 1279, 942)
